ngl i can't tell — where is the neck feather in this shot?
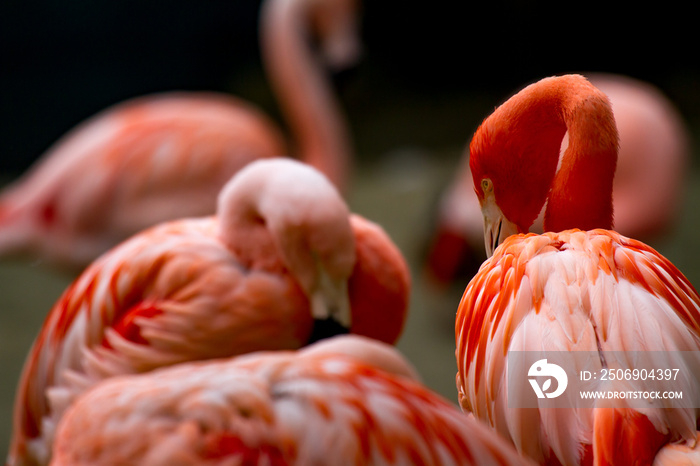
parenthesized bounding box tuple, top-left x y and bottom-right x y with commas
(543, 77, 618, 232)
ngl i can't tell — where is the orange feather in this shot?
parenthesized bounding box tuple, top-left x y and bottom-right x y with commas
(49, 335, 534, 466)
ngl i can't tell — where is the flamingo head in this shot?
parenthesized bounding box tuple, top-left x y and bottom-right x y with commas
(468, 78, 575, 256)
(303, 214, 411, 346)
(308, 0, 363, 72)
(468, 120, 558, 258)
(217, 158, 408, 346)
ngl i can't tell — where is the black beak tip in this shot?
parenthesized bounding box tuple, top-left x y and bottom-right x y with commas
(307, 317, 350, 344)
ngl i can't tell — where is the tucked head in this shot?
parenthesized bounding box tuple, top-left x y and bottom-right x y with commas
(469, 75, 618, 256)
(217, 158, 355, 332)
(308, 0, 362, 71)
(216, 158, 409, 346)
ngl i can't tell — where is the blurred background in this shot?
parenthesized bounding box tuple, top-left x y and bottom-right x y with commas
(2, 0, 700, 459)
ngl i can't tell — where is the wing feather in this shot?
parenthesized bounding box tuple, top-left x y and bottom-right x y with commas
(10, 218, 311, 463)
(456, 229, 700, 465)
(52, 339, 534, 465)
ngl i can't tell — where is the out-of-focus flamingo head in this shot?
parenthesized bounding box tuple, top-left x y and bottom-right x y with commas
(308, 0, 363, 71)
(216, 158, 408, 346)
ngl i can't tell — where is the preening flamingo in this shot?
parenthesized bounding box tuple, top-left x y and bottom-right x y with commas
(7, 158, 410, 466)
(454, 75, 700, 465)
(49, 335, 535, 466)
(0, 0, 359, 271)
(425, 73, 691, 286)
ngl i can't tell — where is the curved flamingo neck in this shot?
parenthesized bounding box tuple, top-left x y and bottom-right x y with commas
(216, 159, 355, 293)
(474, 75, 618, 233)
(260, 0, 352, 193)
(543, 77, 618, 232)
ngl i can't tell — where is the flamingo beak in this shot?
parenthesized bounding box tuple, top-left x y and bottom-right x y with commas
(481, 196, 519, 258)
(307, 264, 352, 343)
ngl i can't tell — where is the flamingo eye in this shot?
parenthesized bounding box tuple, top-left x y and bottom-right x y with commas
(481, 178, 493, 194)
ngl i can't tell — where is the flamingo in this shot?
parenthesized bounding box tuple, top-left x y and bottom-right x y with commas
(454, 75, 700, 465)
(49, 335, 535, 466)
(7, 158, 410, 466)
(0, 0, 359, 271)
(425, 72, 691, 286)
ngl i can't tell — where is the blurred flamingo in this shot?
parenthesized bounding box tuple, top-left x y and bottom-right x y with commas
(7, 158, 410, 466)
(454, 75, 700, 465)
(0, 0, 360, 272)
(49, 335, 535, 466)
(425, 72, 691, 287)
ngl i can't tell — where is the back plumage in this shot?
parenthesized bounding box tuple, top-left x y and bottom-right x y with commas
(456, 229, 700, 465)
(50, 335, 535, 466)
